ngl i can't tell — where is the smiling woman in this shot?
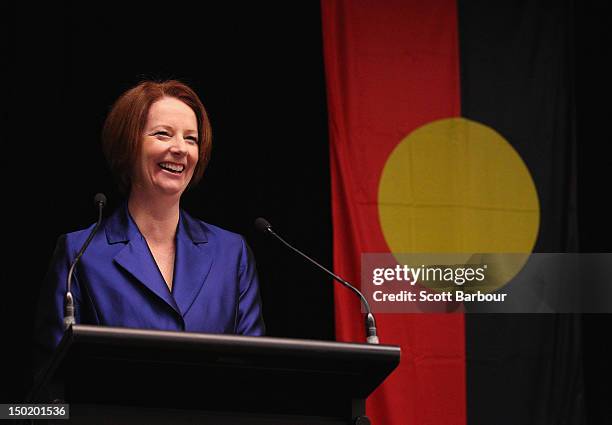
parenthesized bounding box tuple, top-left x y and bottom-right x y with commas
(101, 80, 211, 194)
(33, 80, 265, 374)
(134, 97, 200, 197)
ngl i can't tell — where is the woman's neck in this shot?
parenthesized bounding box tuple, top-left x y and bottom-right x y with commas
(127, 190, 180, 245)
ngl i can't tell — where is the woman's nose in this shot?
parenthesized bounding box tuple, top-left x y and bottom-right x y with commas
(169, 137, 188, 155)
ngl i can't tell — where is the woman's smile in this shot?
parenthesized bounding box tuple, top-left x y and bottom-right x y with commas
(158, 162, 186, 174)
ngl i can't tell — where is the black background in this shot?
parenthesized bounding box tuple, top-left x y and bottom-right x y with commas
(2, 1, 611, 423)
(576, 1, 612, 423)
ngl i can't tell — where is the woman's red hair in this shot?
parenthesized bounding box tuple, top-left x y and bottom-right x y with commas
(102, 80, 212, 193)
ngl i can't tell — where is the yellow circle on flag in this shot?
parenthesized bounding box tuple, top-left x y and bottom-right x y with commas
(377, 118, 540, 291)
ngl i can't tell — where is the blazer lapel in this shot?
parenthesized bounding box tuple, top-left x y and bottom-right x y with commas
(105, 204, 181, 316)
(172, 210, 214, 317)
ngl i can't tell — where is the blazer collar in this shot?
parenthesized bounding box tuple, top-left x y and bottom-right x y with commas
(105, 203, 208, 245)
(104, 203, 213, 317)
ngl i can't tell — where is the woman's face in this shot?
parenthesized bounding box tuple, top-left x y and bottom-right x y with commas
(131, 97, 199, 199)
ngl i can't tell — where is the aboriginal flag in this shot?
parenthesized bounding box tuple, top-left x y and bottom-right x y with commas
(321, 1, 582, 424)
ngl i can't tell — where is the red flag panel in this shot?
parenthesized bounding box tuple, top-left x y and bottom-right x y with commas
(321, 1, 465, 424)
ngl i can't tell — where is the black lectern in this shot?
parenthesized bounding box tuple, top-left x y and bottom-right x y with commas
(28, 325, 400, 424)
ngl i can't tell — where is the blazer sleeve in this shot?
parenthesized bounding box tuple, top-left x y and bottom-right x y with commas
(235, 237, 266, 336)
(32, 235, 83, 375)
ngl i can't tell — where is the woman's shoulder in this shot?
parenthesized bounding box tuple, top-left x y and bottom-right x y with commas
(47, 222, 102, 262)
(58, 222, 99, 249)
(180, 210, 246, 247)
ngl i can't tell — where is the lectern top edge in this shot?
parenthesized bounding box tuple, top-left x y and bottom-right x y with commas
(69, 324, 401, 358)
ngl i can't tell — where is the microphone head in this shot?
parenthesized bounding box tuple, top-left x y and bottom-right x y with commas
(94, 193, 107, 207)
(254, 217, 272, 234)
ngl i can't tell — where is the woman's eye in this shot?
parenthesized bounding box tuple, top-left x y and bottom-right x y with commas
(186, 137, 198, 145)
(154, 131, 170, 138)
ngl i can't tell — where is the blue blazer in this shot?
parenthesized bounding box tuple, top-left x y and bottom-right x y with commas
(34, 204, 265, 368)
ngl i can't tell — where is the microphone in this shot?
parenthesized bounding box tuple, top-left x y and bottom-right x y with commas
(63, 193, 107, 330)
(255, 217, 379, 344)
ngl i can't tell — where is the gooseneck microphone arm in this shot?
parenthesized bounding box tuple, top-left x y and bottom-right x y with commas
(63, 193, 107, 330)
(255, 218, 379, 344)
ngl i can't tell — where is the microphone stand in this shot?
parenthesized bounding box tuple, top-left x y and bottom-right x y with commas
(63, 194, 107, 330)
(256, 218, 379, 344)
